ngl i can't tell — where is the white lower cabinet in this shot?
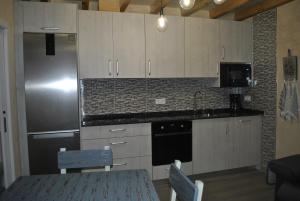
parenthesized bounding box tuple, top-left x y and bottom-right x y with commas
(193, 116, 262, 175)
(80, 123, 152, 177)
(153, 162, 193, 180)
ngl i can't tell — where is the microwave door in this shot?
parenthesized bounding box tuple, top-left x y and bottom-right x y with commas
(220, 63, 252, 87)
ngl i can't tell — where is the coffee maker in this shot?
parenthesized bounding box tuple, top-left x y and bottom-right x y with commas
(230, 94, 242, 111)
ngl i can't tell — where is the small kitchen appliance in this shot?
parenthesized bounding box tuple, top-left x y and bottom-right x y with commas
(220, 62, 252, 87)
(230, 94, 242, 111)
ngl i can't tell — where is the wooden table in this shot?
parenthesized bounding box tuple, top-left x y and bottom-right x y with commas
(0, 169, 160, 201)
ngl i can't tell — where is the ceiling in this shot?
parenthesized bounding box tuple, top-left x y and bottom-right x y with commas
(23, 0, 292, 21)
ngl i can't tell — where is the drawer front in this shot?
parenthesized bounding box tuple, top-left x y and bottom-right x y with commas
(153, 162, 192, 180)
(81, 136, 151, 158)
(112, 156, 152, 178)
(81, 123, 151, 140)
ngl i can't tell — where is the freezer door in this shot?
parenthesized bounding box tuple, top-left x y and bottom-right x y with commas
(24, 33, 79, 133)
(28, 132, 80, 175)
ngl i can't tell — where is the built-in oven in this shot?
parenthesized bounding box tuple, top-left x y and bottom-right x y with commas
(220, 62, 252, 87)
(152, 120, 192, 166)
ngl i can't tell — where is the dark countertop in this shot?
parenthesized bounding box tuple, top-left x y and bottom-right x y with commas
(82, 108, 264, 127)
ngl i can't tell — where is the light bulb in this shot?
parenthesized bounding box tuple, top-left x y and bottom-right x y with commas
(179, 0, 195, 10)
(213, 0, 226, 5)
(157, 15, 168, 32)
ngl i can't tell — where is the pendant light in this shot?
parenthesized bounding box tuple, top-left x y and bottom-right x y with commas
(179, 0, 195, 10)
(157, 0, 168, 32)
(213, 0, 226, 5)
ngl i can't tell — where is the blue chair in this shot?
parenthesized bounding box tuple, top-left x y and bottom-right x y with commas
(169, 160, 204, 201)
(58, 146, 113, 174)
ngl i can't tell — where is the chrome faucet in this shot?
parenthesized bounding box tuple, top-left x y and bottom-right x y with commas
(193, 91, 202, 112)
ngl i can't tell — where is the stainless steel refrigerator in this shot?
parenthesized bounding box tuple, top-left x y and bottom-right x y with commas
(24, 33, 80, 175)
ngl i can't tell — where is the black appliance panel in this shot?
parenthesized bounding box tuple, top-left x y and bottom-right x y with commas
(220, 63, 252, 87)
(152, 121, 192, 166)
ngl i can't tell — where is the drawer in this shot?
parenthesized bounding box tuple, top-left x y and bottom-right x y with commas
(82, 156, 152, 179)
(81, 123, 151, 140)
(81, 136, 151, 158)
(152, 162, 193, 180)
(112, 156, 152, 178)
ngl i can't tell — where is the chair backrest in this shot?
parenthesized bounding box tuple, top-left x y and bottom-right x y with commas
(169, 160, 204, 201)
(58, 146, 113, 174)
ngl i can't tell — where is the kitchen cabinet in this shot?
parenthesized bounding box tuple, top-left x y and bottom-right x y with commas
(220, 20, 253, 63)
(185, 18, 220, 78)
(193, 118, 230, 174)
(22, 1, 77, 33)
(79, 12, 145, 78)
(79, 11, 113, 79)
(229, 117, 261, 168)
(153, 162, 192, 180)
(113, 13, 146, 78)
(145, 14, 185, 78)
(193, 116, 261, 174)
(81, 123, 152, 177)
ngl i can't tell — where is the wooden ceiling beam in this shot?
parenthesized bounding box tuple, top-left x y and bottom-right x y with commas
(235, 0, 294, 21)
(82, 0, 90, 10)
(150, 0, 171, 14)
(181, 0, 211, 17)
(120, 0, 131, 12)
(209, 0, 251, 19)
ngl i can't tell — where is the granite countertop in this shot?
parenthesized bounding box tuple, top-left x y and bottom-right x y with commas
(81, 108, 264, 127)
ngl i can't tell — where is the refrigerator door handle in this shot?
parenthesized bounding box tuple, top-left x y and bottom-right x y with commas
(31, 132, 76, 139)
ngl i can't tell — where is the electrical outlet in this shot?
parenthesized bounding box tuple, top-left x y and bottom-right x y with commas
(244, 95, 252, 102)
(155, 98, 166, 105)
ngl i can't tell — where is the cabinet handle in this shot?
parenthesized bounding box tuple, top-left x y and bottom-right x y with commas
(239, 119, 252, 123)
(148, 59, 151, 76)
(109, 128, 127, 132)
(110, 141, 128, 145)
(222, 46, 225, 60)
(217, 63, 219, 75)
(116, 59, 119, 76)
(113, 162, 128, 166)
(108, 60, 112, 76)
(225, 125, 229, 135)
(3, 116, 7, 133)
(41, 27, 60, 31)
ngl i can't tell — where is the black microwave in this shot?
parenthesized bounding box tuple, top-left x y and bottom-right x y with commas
(220, 63, 252, 88)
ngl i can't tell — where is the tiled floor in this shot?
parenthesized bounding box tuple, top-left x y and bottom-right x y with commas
(153, 168, 274, 201)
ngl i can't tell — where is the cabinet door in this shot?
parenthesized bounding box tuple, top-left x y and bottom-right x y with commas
(220, 20, 252, 63)
(229, 116, 261, 168)
(23, 2, 77, 33)
(145, 15, 185, 78)
(113, 13, 145, 78)
(79, 11, 113, 78)
(193, 119, 230, 174)
(185, 18, 220, 77)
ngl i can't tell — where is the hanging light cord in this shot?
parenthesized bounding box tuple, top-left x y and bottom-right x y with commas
(160, 0, 163, 16)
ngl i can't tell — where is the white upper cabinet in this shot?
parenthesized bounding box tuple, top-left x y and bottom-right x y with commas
(22, 2, 77, 33)
(220, 20, 253, 63)
(79, 11, 113, 79)
(185, 18, 220, 78)
(113, 13, 146, 78)
(79, 12, 145, 78)
(145, 14, 185, 78)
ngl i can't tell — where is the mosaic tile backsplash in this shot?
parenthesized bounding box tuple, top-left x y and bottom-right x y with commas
(246, 9, 277, 168)
(81, 78, 231, 115)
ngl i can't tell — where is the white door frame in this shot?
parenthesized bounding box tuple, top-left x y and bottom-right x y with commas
(0, 25, 16, 188)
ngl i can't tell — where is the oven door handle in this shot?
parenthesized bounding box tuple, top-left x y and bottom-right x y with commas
(153, 132, 191, 137)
